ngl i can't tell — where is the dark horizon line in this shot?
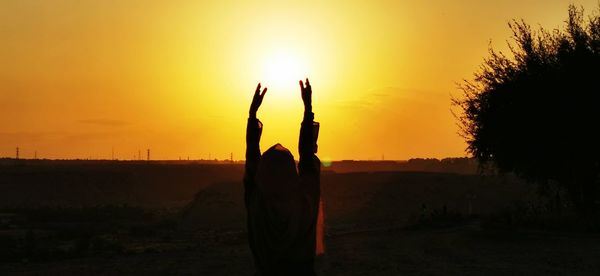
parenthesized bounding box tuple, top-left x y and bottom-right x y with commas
(0, 157, 473, 163)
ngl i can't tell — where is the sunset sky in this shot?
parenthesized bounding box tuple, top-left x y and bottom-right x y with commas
(1, 0, 598, 161)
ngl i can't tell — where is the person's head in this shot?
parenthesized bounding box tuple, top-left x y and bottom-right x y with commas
(255, 144, 299, 201)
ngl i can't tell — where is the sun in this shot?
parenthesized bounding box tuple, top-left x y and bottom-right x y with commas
(262, 52, 307, 93)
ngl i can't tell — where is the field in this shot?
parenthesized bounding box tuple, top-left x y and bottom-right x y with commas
(1, 160, 599, 275)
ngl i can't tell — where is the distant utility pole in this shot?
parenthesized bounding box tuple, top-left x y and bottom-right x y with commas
(230, 152, 233, 162)
(16, 147, 19, 160)
(147, 149, 150, 161)
(138, 150, 141, 161)
(112, 147, 115, 160)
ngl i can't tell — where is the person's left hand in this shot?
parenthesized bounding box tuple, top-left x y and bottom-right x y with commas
(249, 83, 267, 117)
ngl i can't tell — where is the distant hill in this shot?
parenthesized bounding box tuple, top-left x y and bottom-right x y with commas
(325, 158, 478, 174)
(0, 160, 244, 207)
(0, 158, 479, 208)
(180, 171, 532, 232)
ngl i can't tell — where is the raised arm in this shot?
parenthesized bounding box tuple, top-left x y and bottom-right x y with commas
(298, 78, 320, 177)
(244, 83, 267, 205)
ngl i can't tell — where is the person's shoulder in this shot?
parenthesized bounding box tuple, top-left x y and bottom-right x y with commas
(313, 155, 321, 169)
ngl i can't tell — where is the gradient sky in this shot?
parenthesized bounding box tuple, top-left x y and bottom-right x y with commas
(1, 0, 598, 161)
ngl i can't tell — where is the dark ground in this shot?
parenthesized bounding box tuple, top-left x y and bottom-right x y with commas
(1, 160, 599, 275)
(4, 225, 600, 275)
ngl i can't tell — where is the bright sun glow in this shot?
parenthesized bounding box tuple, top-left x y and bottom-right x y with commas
(263, 52, 307, 95)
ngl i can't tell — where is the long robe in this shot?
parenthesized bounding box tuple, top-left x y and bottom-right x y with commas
(244, 111, 322, 275)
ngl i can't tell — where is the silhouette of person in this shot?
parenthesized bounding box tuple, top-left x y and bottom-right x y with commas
(244, 79, 322, 275)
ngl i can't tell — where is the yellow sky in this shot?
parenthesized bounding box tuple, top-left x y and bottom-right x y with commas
(1, 0, 597, 160)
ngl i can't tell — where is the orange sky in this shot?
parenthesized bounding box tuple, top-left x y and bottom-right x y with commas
(1, 0, 597, 161)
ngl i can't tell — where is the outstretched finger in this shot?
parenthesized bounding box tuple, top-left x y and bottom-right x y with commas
(306, 78, 310, 88)
(255, 83, 261, 95)
(261, 87, 267, 97)
(299, 80, 304, 90)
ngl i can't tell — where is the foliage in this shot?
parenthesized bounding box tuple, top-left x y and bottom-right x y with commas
(454, 5, 600, 215)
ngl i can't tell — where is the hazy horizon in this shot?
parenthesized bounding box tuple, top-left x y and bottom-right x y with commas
(1, 154, 469, 162)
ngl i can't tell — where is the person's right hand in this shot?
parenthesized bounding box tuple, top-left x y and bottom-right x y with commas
(299, 78, 312, 111)
(249, 83, 267, 118)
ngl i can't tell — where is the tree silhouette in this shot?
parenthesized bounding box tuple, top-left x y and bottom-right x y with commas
(454, 5, 600, 216)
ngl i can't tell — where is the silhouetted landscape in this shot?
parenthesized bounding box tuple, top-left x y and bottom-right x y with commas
(3, 1, 600, 275)
(2, 159, 600, 274)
